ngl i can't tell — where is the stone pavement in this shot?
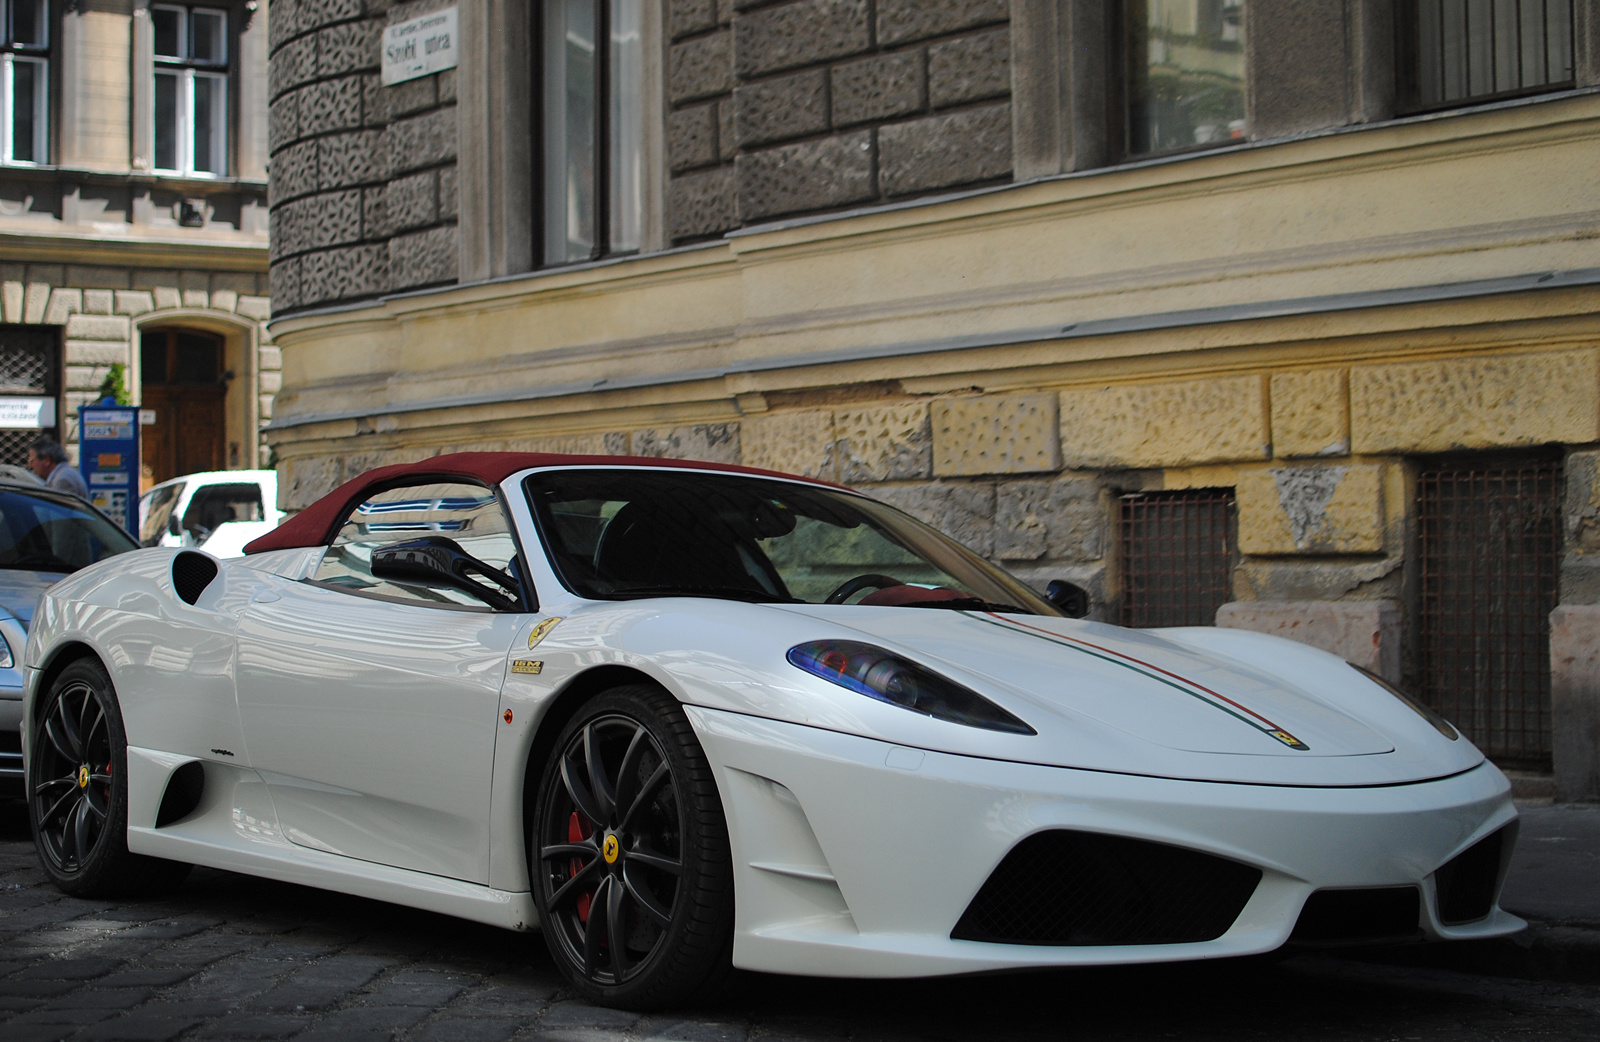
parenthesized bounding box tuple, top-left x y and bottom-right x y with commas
(1, 799, 1598, 1042)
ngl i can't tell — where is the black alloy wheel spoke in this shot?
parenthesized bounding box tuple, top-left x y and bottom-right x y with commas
(38, 785, 77, 828)
(560, 755, 606, 829)
(611, 726, 648, 821)
(617, 762, 670, 834)
(44, 713, 78, 762)
(582, 875, 612, 976)
(626, 848, 682, 876)
(60, 692, 83, 756)
(80, 695, 102, 754)
(90, 772, 112, 786)
(583, 725, 617, 824)
(540, 841, 598, 862)
(606, 871, 629, 978)
(548, 856, 602, 912)
(620, 865, 673, 927)
(70, 800, 91, 861)
(83, 795, 107, 822)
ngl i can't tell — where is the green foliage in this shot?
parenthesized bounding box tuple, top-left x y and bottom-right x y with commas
(97, 363, 131, 406)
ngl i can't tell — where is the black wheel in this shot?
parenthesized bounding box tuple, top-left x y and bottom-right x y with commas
(532, 685, 733, 1008)
(28, 658, 191, 896)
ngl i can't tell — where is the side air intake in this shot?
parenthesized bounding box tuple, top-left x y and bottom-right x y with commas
(952, 830, 1262, 946)
(172, 552, 219, 605)
(155, 761, 205, 827)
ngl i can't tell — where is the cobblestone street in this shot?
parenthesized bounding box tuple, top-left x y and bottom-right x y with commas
(3, 803, 1599, 1042)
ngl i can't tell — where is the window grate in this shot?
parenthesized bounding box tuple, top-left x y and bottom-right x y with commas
(1120, 489, 1237, 629)
(1400, 0, 1575, 112)
(1417, 456, 1561, 769)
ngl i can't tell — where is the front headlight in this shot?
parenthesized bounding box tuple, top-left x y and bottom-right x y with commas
(1352, 665, 1458, 741)
(788, 640, 1035, 735)
(0, 632, 12, 669)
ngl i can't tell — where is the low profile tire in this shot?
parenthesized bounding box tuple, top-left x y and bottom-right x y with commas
(28, 658, 191, 897)
(531, 684, 733, 1008)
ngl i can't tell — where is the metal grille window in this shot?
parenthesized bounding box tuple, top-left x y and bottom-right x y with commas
(1120, 489, 1238, 628)
(153, 4, 228, 175)
(1417, 456, 1561, 769)
(1, 0, 48, 165)
(0, 323, 59, 465)
(1399, 1, 1574, 112)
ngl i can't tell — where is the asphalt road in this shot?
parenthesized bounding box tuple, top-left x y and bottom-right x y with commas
(3, 800, 1599, 1042)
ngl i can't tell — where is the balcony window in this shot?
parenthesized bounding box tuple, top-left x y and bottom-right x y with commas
(153, 4, 228, 176)
(541, 0, 643, 265)
(1, 0, 48, 165)
(1400, 1, 1574, 112)
(1124, 0, 1246, 156)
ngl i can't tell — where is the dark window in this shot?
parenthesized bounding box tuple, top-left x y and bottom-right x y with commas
(0, 323, 59, 466)
(1417, 453, 1561, 770)
(539, 0, 643, 265)
(1398, 1, 1574, 113)
(1120, 488, 1238, 628)
(152, 4, 229, 174)
(2, 0, 49, 164)
(1121, 0, 1246, 156)
(181, 481, 263, 540)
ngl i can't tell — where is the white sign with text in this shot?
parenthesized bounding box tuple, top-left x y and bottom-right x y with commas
(0, 396, 55, 429)
(382, 7, 458, 86)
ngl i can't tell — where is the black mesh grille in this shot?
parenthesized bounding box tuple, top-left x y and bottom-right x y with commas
(952, 830, 1262, 946)
(1290, 887, 1422, 945)
(172, 551, 219, 605)
(1436, 828, 1506, 925)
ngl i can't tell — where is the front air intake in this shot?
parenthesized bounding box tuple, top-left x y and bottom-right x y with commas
(951, 830, 1262, 946)
(1290, 887, 1422, 945)
(172, 551, 218, 605)
(1435, 827, 1507, 925)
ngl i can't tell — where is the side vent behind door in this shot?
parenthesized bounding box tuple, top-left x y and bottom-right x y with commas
(172, 552, 219, 605)
(155, 760, 205, 827)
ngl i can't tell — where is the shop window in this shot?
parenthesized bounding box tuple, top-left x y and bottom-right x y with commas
(1119, 488, 1238, 628)
(153, 4, 229, 175)
(1416, 454, 1561, 770)
(1399, 0, 1574, 112)
(1123, 0, 1246, 156)
(540, 0, 643, 265)
(1, 0, 48, 165)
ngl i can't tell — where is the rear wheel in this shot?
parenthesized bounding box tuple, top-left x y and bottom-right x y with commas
(28, 658, 191, 896)
(531, 685, 733, 1008)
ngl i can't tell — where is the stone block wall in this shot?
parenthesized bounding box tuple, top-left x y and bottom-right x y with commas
(667, 0, 1012, 241)
(269, 0, 459, 313)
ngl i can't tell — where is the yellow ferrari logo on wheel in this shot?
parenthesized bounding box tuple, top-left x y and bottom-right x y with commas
(602, 834, 619, 864)
(77, 766, 89, 789)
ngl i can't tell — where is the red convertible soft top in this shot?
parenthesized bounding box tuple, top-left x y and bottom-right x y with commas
(243, 451, 833, 554)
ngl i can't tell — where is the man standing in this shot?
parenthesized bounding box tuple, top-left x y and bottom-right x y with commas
(27, 436, 90, 500)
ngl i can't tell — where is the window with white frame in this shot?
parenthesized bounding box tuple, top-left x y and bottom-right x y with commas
(1, 0, 48, 165)
(153, 4, 228, 175)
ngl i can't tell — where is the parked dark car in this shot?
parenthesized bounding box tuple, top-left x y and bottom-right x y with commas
(0, 478, 139, 795)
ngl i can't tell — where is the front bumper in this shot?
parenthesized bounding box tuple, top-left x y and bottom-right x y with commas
(686, 706, 1522, 979)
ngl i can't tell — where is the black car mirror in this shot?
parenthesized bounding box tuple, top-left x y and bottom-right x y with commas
(1045, 579, 1090, 619)
(167, 514, 182, 537)
(370, 536, 522, 612)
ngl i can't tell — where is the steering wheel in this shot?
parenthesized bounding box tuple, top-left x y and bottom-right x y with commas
(824, 573, 905, 604)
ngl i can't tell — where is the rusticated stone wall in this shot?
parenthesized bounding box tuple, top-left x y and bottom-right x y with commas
(667, 0, 1012, 241)
(269, 0, 459, 313)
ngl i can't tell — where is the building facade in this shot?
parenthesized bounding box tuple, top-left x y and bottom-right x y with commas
(266, 1, 1600, 798)
(0, 0, 277, 486)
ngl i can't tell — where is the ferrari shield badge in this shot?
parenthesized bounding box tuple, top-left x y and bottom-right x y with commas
(602, 834, 620, 863)
(77, 765, 89, 789)
(528, 617, 563, 649)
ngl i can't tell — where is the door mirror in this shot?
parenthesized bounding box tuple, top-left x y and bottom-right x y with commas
(1045, 579, 1090, 619)
(167, 513, 182, 538)
(370, 536, 523, 611)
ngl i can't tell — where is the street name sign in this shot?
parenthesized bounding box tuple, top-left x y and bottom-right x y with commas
(382, 7, 458, 85)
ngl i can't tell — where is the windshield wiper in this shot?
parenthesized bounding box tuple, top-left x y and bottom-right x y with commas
(605, 585, 801, 604)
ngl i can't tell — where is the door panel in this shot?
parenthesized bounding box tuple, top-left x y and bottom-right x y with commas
(236, 575, 522, 883)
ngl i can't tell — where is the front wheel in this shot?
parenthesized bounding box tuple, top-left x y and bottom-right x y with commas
(531, 685, 733, 1008)
(28, 658, 191, 896)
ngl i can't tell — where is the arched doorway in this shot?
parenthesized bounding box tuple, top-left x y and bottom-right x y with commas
(140, 328, 227, 483)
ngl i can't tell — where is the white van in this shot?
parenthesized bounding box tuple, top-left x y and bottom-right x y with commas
(139, 470, 282, 558)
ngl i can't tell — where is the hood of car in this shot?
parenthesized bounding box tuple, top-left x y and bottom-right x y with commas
(0, 568, 61, 629)
(779, 606, 1394, 759)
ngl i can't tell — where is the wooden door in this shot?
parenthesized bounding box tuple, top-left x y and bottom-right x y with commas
(141, 330, 226, 484)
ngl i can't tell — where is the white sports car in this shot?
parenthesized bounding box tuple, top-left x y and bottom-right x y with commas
(23, 453, 1522, 1007)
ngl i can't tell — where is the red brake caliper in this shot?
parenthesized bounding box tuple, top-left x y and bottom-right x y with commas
(568, 811, 594, 923)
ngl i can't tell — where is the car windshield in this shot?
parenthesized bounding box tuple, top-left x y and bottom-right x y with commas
(0, 488, 139, 573)
(525, 469, 1058, 614)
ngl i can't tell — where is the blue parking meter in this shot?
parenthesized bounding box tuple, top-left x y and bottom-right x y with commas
(78, 402, 141, 537)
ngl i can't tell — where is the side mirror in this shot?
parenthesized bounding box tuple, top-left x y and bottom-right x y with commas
(1045, 579, 1090, 619)
(370, 536, 522, 611)
(167, 513, 182, 538)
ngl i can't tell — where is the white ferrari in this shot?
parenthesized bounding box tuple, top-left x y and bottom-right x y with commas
(22, 453, 1522, 1007)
